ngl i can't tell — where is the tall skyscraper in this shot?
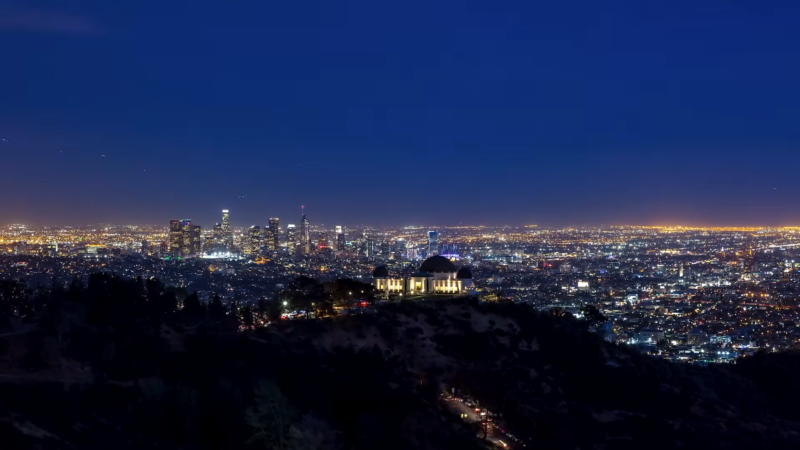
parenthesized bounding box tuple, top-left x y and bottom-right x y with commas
(244, 226, 261, 255)
(170, 219, 199, 257)
(213, 223, 222, 241)
(428, 230, 439, 257)
(221, 209, 233, 249)
(366, 238, 375, 257)
(169, 219, 183, 255)
(300, 207, 310, 254)
(335, 225, 345, 251)
(287, 224, 297, 255)
(191, 225, 202, 255)
(221, 210, 230, 231)
(268, 218, 280, 252)
(181, 220, 193, 256)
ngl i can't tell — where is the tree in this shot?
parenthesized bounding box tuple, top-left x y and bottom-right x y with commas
(316, 300, 336, 318)
(328, 279, 375, 311)
(283, 277, 328, 319)
(245, 380, 297, 449)
(257, 296, 268, 316)
(580, 304, 608, 330)
(287, 414, 338, 450)
(208, 295, 225, 322)
(266, 298, 284, 324)
(182, 292, 205, 324)
(241, 304, 255, 330)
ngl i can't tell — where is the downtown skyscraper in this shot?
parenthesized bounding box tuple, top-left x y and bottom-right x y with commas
(244, 226, 261, 255)
(300, 208, 310, 254)
(221, 209, 233, 249)
(428, 230, 439, 257)
(286, 224, 297, 255)
(169, 219, 201, 257)
(335, 225, 345, 251)
(169, 219, 183, 255)
(267, 217, 280, 252)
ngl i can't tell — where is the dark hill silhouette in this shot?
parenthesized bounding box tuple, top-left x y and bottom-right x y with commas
(0, 274, 799, 449)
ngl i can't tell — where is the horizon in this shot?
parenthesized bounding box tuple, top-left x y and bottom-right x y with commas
(3, 220, 800, 230)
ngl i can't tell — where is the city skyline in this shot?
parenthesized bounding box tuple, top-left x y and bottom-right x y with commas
(3, 2, 800, 226)
(3, 2, 800, 447)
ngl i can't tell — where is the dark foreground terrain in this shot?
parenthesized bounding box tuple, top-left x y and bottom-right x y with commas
(1, 274, 800, 449)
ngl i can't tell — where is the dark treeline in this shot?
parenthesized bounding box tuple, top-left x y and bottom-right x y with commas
(0, 273, 481, 449)
(2, 274, 800, 449)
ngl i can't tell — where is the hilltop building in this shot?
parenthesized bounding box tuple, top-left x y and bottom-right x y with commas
(373, 255, 474, 296)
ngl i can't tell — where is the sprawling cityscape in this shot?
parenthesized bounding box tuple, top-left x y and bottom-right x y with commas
(3, 207, 800, 366)
(6, 1, 800, 447)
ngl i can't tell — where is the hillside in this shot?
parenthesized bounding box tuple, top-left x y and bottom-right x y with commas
(1, 276, 800, 448)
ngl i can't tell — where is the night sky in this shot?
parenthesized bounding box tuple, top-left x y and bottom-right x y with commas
(2, 1, 800, 228)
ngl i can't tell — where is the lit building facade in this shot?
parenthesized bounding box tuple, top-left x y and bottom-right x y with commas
(169, 219, 183, 255)
(181, 220, 193, 256)
(373, 256, 474, 296)
(300, 213, 310, 254)
(335, 225, 345, 251)
(244, 226, 261, 255)
(428, 230, 439, 256)
(221, 210, 233, 249)
(268, 217, 280, 252)
(191, 225, 202, 255)
(318, 232, 330, 250)
(169, 219, 200, 257)
(287, 224, 297, 255)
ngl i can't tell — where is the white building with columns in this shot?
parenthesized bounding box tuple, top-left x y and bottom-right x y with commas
(373, 256, 474, 296)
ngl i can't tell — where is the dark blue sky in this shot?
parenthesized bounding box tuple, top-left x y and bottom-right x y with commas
(2, 0, 800, 227)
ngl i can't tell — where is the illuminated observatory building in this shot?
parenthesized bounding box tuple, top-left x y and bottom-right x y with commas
(373, 255, 474, 296)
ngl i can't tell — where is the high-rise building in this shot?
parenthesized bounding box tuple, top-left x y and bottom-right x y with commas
(286, 224, 297, 255)
(221, 210, 233, 249)
(268, 218, 280, 252)
(428, 230, 439, 256)
(191, 225, 202, 255)
(169, 219, 200, 257)
(300, 209, 310, 254)
(169, 219, 183, 255)
(394, 238, 407, 259)
(222, 210, 230, 231)
(244, 226, 261, 255)
(181, 220, 193, 256)
(366, 238, 375, 257)
(318, 232, 330, 250)
(210, 223, 223, 253)
(213, 223, 222, 241)
(335, 226, 345, 251)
